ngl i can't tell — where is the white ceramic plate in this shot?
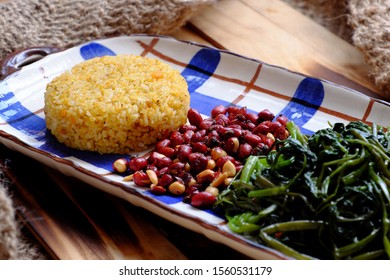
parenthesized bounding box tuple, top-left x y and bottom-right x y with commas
(1, 35, 389, 259)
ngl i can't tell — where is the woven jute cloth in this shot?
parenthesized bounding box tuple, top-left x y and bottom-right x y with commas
(0, 0, 215, 260)
(348, 0, 390, 98)
(0, 167, 39, 259)
(0, 0, 215, 59)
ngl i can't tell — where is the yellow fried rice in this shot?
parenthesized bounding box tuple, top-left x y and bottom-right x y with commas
(44, 55, 190, 154)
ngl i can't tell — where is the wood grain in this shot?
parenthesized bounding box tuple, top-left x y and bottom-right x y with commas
(2, 149, 185, 259)
(188, 0, 381, 98)
(1, 145, 248, 259)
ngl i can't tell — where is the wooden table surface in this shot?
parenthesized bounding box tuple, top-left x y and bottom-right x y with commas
(0, 0, 385, 260)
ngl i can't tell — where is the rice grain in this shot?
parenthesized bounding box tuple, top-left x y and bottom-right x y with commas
(44, 54, 190, 154)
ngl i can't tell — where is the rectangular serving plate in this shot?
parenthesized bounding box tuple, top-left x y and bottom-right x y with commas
(1, 35, 389, 259)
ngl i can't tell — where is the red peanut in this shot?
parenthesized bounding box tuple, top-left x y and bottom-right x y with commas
(187, 108, 203, 127)
(128, 157, 148, 172)
(125, 105, 289, 209)
(190, 191, 216, 208)
(258, 109, 275, 122)
(211, 105, 227, 118)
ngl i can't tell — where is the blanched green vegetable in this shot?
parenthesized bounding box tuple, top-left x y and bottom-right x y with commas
(215, 121, 390, 259)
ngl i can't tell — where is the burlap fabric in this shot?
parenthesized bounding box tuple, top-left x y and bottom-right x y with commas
(0, 0, 215, 260)
(0, 0, 215, 59)
(0, 168, 39, 259)
(348, 0, 390, 99)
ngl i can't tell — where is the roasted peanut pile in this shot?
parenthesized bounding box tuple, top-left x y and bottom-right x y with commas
(113, 105, 289, 208)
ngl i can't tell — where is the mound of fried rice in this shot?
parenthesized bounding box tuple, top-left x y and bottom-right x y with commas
(44, 54, 190, 154)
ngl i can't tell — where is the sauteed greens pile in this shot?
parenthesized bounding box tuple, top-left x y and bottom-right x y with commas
(215, 121, 390, 259)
